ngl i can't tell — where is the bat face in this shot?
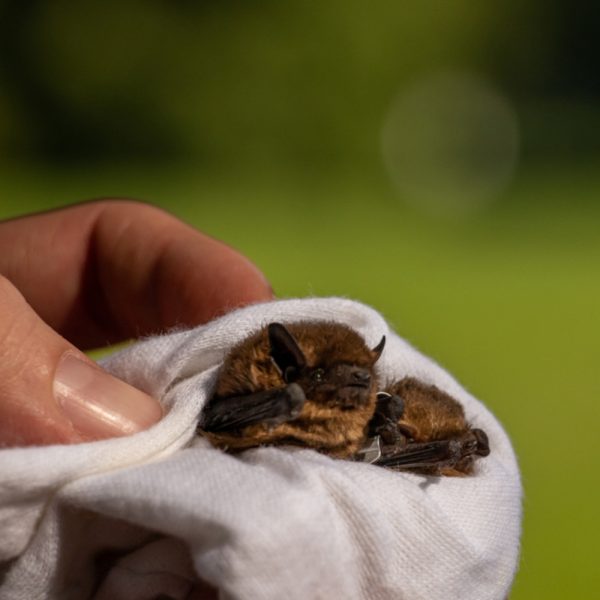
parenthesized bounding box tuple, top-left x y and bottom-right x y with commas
(269, 322, 380, 410)
(293, 362, 373, 409)
(199, 321, 490, 475)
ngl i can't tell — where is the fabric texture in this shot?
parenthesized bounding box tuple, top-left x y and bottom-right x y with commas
(0, 297, 522, 600)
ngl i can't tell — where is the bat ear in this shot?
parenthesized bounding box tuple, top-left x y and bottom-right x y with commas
(268, 323, 307, 382)
(371, 335, 386, 363)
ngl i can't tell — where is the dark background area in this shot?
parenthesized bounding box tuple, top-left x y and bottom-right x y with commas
(1, 1, 600, 166)
(1, 2, 599, 597)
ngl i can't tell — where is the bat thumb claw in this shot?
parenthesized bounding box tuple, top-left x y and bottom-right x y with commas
(285, 383, 306, 418)
(472, 428, 490, 456)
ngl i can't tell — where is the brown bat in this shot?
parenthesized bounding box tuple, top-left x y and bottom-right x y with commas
(199, 322, 489, 475)
(366, 379, 490, 475)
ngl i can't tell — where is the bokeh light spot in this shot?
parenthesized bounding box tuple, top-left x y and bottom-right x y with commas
(381, 71, 520, 216)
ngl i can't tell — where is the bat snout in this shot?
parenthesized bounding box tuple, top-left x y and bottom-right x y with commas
(350, 368, 371, 386)
(328, 364, 373, 390)
(333, 366, 374, 408)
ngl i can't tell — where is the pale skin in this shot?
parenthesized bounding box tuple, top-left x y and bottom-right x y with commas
(0, 200, 273, 447)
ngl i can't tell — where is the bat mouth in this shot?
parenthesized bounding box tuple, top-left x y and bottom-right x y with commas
(332, 384, 373, 408)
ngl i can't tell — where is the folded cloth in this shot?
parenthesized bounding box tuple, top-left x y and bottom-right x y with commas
(0, 298, 522, 600)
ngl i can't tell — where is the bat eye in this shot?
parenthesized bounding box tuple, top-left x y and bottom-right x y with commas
(311, 368, 325, 383)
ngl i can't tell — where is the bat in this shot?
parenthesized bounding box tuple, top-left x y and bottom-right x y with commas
(199, 321, 490, 475)
(367, 380, 490, 475)
(201, 321, 384, 458)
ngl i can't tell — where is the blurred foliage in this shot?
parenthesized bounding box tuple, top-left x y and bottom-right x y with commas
(1, 0, 599, 166)
(0, 2, 599, 599)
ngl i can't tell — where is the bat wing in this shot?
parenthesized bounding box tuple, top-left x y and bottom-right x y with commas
(200, 383, 306, 432)
(373, 438, 473, 472)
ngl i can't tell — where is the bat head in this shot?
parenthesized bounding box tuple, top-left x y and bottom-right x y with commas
(268, 322, 385, 409)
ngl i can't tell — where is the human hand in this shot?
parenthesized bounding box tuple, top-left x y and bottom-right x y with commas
(0, 200, 273, 447)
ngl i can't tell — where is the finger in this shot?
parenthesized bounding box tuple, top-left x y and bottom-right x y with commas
(0, 276, 162, 447)
(0, 200, 273, 348)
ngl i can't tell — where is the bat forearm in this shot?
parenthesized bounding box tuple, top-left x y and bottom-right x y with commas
(201, 383, 306, 433)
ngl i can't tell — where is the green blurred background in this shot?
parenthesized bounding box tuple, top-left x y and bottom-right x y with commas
(1, 1, 598, 597)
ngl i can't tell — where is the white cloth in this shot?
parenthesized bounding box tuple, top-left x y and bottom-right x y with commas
(0, 298, 522, 600)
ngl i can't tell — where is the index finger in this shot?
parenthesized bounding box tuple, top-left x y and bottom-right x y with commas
(0, 200, 273, 349)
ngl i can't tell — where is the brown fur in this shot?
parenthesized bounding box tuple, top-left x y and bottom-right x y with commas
(386, 378, 469, 442)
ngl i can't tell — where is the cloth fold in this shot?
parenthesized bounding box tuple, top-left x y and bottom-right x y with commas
(0, 297, 522, 600)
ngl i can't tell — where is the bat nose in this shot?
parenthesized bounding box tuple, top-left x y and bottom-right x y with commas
(351, 369, 371, 385)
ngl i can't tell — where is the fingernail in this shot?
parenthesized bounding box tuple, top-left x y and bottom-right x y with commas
(54, 353, 163, 439)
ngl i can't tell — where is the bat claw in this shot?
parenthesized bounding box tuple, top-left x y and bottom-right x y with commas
(472, 428, 490, 456)
(267, 383, 306, 424)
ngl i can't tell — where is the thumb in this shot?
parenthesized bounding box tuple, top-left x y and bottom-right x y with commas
(0, 277, 162, 447)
